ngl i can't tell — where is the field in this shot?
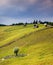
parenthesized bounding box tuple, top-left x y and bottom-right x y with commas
(0, 24, 53, 65)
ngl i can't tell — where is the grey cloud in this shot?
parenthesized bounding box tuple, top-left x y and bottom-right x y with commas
(0, 0, 53, 11)
(0, 0, 37, 11)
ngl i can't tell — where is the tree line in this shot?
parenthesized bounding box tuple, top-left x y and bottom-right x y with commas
(0, 24, 6, 26)
(0, 20, 53, 26)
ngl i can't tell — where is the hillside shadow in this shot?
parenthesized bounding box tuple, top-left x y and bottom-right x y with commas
(1, 54, 27, 60)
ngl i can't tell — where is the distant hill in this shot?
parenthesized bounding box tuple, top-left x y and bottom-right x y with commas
(0, 24, 6, 26)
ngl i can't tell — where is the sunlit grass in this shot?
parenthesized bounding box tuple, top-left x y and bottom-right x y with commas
(0, 24, 53, 65)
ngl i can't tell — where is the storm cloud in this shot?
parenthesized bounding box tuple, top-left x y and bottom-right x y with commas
(0, 0, 53, 24)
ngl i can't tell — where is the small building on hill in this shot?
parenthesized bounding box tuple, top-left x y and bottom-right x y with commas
(44, 23, 47, 27)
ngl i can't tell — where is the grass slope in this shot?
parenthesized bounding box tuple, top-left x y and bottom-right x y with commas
(0, 24, 44, 47)
(0, 24, 53, 65)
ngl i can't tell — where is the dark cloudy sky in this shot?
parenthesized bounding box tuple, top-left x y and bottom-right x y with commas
(0, 0, 53, 25)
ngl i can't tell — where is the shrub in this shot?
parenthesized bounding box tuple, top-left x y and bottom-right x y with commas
(14, 47, 19, 56)
(34, 24, 39, 28)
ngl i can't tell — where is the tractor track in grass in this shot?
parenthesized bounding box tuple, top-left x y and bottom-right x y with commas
(0, 26, 53, 49)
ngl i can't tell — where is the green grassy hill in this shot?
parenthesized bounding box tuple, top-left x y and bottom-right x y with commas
(0, 24, 53, 65)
